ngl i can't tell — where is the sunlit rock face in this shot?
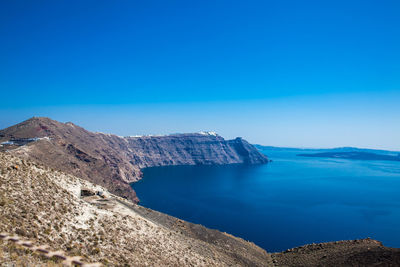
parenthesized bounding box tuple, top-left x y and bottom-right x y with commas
(0, 117, 268, 203)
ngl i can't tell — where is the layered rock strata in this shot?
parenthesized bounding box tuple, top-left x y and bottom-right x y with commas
(0, 117, 268, 202)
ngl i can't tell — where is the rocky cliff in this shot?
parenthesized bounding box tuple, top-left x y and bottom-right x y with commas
(0, 117, 268, 202)
(0, 152, 271, 266)
(2, 146, 399, 266)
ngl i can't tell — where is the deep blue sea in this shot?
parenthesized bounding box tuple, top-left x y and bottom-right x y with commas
(132, 148, 400, 252)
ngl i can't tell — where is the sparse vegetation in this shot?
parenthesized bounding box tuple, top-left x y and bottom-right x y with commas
(0, 152, 271, 266)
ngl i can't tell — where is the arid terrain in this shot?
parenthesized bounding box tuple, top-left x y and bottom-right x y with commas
(1, 118, 400, 266)
(2, 151, 400, 266)
(0, 152, 271, 266)
(0, 117, 268, 203)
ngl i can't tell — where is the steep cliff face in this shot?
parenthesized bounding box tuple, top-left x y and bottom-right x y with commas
(125, 134, 268, 167)
(0, 117, 268, 202)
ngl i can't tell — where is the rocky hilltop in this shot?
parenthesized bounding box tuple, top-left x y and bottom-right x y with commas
(0, 152, 271, 266)
(0, 117, 268, 202)
(2, 149, 399, 266)
(2, 118, 400, 266)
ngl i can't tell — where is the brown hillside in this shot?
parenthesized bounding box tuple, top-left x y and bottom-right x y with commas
(0, 117, 268, 203)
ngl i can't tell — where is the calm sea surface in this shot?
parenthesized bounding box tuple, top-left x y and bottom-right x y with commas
(132, 148, 400, 252)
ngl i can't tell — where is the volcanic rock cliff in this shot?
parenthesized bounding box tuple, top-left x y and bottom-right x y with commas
(2, 137, 399, 267)
(0, 117, 268, 202)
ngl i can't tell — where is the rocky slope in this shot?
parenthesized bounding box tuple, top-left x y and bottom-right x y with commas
(0, 152, 271, 266)
(2, 151, 400, 266)
(272, 239, 400, 266)
(0, 117, 268, 203)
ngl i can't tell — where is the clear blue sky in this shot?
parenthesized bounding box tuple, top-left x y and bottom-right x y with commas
(1, 1, 399, 150)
